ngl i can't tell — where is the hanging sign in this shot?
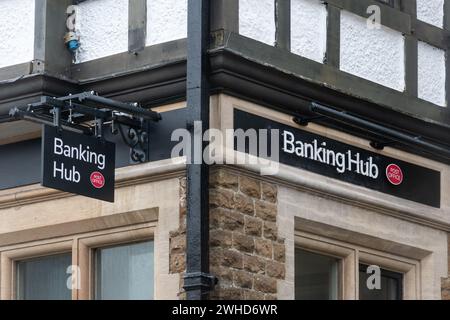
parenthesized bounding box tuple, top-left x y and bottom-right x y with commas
(234, 109, 441, 208)
(41, 125, 115, 202)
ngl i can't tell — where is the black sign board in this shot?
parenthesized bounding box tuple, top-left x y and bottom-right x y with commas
(234, 110, 441, 208)
(42, 125, 116, 202)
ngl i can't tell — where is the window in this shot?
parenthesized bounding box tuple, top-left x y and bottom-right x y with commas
(359, 264, 403, 300)
(0, 218, 157, 300)
(16, 253, 72, 300)
(295, 248, 340, 300)
(95, 241, 154, 300)
(295, 231, 418, 299)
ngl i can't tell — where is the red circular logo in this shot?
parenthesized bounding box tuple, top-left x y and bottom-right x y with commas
(386, 164, 403, 186)
(90, 172, 105, 189)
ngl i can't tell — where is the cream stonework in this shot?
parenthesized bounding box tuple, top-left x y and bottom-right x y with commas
(0, 94, 448, 300)
(212, 94, 450, 300)
(0, 158, 185, 300)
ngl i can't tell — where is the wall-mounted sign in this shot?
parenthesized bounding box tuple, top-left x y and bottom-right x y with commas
(42, 125, 115, 202)
(234, 109, 441, 208)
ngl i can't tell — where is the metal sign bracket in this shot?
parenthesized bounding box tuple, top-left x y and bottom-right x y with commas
(9, 91, 162, 163)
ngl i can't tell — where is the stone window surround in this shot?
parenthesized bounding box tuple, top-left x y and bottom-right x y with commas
(0, 157, 186, 300)
(0, 215, 157, 300)
(294, 230, 419, 300)
(215, 94, 449, 300)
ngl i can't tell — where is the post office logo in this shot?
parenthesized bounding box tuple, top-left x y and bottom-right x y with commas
(386, 164, 403, 186)
(90, 172, 105, 189)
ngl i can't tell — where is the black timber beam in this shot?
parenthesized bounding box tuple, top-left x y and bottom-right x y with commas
(35, 0, 73, 77)
(128, 0, 147, 54)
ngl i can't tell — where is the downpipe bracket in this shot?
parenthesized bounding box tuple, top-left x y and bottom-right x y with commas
(183, 272, 218, 294)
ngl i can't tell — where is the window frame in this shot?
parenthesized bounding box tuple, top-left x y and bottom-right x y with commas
(295, 230, 419, 300)
(295, 247, 344, 300)
(77, 225, 155, 300)
(359, 263, 404, 300)
(0, 240, 73, 300)
(295, 231, 356, 300)
(0, 222, 156, 300)
(15, 251, 74, 300)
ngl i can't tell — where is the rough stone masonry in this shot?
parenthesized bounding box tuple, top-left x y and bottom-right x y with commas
(168, 168, 286, 300)
(208, 168, 286, 300)
(442, 235, 450, 300)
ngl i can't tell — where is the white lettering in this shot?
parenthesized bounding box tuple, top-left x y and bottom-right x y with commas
(282, 131, 295, 154)
(336, 153, 346, 173)
(54, 138, 63, 155)
(369, 157, 379, 178)
(53, 138, 106, 170)
(281, 131, 380, 178)
(53, 162, 80, 183)
(347, 151, 360, 173)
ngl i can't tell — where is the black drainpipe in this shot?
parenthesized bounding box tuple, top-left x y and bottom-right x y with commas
(183, 0, 216, 300)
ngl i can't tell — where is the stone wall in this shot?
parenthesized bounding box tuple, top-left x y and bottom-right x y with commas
(209, 168, 286, 300)
(442, 235, 450, 300)
(169, 177, 187, 298)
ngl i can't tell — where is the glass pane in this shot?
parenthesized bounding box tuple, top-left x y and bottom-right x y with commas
(16, 253, 72, 300)
(95, 241, 154, 300)
(359, 265, 403, 300)
(295, 248, 340, 300)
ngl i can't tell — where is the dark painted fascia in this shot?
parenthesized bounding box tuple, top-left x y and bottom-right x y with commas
(209, 48, 450, 144)
(210, 31, 450, 129)
(209, 51, 450, 164)
(78, 60, 187, 107)
(0, 63, 33, 82)
(0, 40, 188, 114)
(0, 75, 79, 115)
(1, 33, 449, 163)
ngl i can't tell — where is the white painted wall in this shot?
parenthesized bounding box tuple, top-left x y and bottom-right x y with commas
(417, 0, 444, 28)
(290, 0, 327, 63)
(0, 0, 35, 69)
(239, 0, 275, 46)
(418, 41, 446, 107)
(75, 0, 128, 64)
(340, 11, 405, 91)
(146, 0, 187, 46)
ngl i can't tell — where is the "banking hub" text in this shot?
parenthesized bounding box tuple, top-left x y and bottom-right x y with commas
(282, 130, 379, 179)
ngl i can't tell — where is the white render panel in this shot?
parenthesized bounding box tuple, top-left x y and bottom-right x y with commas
(418, 41, 446, 107)
(146, 0, 187, 46)
(417, 0, 444, 28)
(290, 0, 327, 63)
(75, 0, 128, 64)
(340, 11, 405, 91)
(0, 0, 35, 69)
(239, 0, 275, 46)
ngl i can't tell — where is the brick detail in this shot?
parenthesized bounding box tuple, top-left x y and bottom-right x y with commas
(210, 169, 285, 300)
